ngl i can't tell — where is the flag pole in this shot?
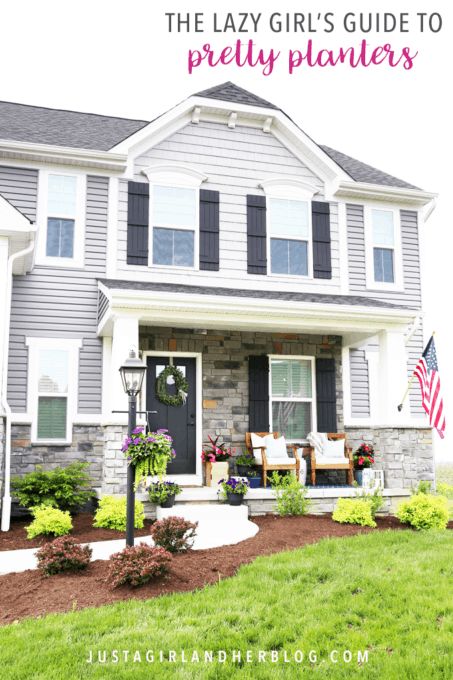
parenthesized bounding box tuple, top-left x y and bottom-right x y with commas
(397, 331, 435, 411)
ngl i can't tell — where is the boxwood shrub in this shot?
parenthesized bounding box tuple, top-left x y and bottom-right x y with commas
(26, 505, 73, 539)
(332, 498, 376, 528)
(11, 462, 94, 511)
(93, 496, 145, 531)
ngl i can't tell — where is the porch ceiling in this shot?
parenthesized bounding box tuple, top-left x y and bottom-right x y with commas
(98, 280, 417, 338)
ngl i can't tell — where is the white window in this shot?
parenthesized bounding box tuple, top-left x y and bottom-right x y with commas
(151, 185, 196, 267)
(269, 198, 310, 276)
(26, 338, 81, 443)
(365, 206, 403, 290)
(37, 170, 86, 267)
(269, 356, 316, 441)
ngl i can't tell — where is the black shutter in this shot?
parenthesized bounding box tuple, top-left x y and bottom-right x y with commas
(247, 195, 267, 275)
(199, 189, 220, 271)
(312, 201, 332, 279)
(315, 358, 337, 432)
(127, 181, 149, 266)
(249, 355, 270, 431)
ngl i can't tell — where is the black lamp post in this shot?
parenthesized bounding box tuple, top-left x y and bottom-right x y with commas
(119, 349, 146, 547)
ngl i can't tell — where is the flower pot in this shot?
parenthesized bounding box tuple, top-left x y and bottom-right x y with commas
(226, 491, 244, 506)
(354, 469, 364, 486)
(160, 494, 176, 508)
(246, 476, 261, 489)
(205, 461, 229, 487)
(236, 464, 250, 477)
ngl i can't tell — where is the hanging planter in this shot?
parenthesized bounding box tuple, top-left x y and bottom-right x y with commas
(155, 365, 189, 407)
(122, 427, 176, 488)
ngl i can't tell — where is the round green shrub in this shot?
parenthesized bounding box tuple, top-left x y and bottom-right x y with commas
(26, 505, 73, 539)
(332, 498, 376, 528)
(396, 493, 449, 530)
(93, 496, 145, 531)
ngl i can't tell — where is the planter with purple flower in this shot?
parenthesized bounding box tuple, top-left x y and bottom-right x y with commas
(148, 480, 182, 508)
(218, 477, 250, 506)
(122, 427, 176, 489)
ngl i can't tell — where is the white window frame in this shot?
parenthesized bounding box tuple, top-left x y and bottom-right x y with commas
(141, 165, 207, 272)
(259, 178, 318, 280)
(26, 337, 82, 445)
(36, 168, 86, 268)
(268, 354, 317, 443)
(365, 204, 404, 291)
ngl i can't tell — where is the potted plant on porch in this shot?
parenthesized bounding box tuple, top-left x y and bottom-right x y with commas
(122, 427, 176, 488)
(235, 451, 256, 477)
(218, 477, 250, 505)
(147, 480, 182, 508)
(245, 467, 261, 489)
(353, 443, 375, 486)
(201, 435, 234, 487)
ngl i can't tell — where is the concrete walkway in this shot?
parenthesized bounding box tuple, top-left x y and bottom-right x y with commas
(0, 503, 259, 575)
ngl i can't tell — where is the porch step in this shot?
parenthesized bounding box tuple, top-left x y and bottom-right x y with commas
(156, 503, 259, 549)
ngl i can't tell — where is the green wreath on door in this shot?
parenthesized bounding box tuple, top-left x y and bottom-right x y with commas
(156, 365, 189, 407)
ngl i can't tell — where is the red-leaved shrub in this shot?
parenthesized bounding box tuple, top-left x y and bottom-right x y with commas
(150, 515, 198, 553)
(107, 543, 171, 588)
(36, 536, 92, 576)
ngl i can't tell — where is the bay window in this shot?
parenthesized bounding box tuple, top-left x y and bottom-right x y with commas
(270, 356, 315, 440)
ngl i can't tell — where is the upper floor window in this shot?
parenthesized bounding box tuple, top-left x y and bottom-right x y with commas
(152, 185, 196, 267)
(365, 206, 403, 290)
(270, 356, 315, 440)
(372, 209, 395, 283)
(37, 170, 86, 267)
(269, 198, 310, 276)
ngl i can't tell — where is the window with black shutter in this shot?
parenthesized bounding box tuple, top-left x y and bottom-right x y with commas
(248, 355, 270, 431)
(312, 201, 332, 279)
(199, 189, 219, 271)
(127, 181, 149, 266)
(315, 358, 337, 432)
(247, 195, 267, 275)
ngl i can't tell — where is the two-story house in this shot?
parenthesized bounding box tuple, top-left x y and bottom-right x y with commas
(0, 82, 435, 527)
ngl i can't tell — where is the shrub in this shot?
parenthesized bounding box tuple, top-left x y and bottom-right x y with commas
(150, 516, 198, 553)
(268, 472, 310, 516)
(332, 498, 376, 528)
(26, 505, 73, 539)
(396, 494, 449, 530)
(437, 483, 453, 499)
(107, 543, 171, 588)
(11, 462, 94, 511)
(93, 496, 145, 531)
(36, 536, 92, 576)
(354, 487, 384, 518)
(415, 480, 433, 495)
(148, 481, 182, 504)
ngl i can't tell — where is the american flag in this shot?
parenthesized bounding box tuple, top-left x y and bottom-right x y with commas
(414, 336, 446, 439)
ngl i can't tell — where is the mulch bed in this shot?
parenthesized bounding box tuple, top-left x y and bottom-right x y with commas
(0, 514, 408, 625)
(0, 513, 155, 551)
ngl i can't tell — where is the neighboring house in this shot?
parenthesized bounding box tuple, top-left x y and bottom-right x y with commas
(0, 82, 435, 522)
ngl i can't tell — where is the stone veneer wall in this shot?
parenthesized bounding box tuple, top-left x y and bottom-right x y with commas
(102, 425, 128, 494)
(139, 327, 344, 451)
(345, 426, 433, 489)
(9, 424, 104, 486)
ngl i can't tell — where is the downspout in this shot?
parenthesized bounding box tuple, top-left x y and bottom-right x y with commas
(1, 236, 35, 531)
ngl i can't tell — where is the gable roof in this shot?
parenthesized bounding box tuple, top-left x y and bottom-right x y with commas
(0, 85, 418, 190)
(194, 81, 279, 110)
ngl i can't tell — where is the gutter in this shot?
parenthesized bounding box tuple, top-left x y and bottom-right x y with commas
(1, 236, 35, 531)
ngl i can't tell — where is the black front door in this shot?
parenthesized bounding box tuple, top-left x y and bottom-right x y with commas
(146, 356, 197, 474)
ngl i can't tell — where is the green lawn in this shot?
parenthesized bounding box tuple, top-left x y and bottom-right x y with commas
(1, 531, 452, 679)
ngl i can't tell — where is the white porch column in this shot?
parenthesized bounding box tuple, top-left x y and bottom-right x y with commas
(110, 316, 139, 416)
(0, 237, 10, 395)
(377, 329, 411, 423)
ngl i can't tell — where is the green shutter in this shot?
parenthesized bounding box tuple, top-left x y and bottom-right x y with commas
(37, 397, 67, 439)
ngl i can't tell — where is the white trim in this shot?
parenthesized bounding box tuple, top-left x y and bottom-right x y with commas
(35, 169, 86, 269)
(0, 139, 127, 172)
(25, 337, 82, 444)
(268, 354, 317, 442)
(259, 177, 320, 198)
(341, 346, 352, 422)
(364, 204, 404, 292)
(335, 180, 436, 207)
(142, 164, 207, 186)
(142, 351, 203, 486)
(106, 177, 119, 278)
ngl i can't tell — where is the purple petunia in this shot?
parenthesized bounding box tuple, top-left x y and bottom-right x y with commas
(132, 426, 144, 434)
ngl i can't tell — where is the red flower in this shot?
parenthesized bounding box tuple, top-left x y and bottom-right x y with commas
(358, 457, 364, 466)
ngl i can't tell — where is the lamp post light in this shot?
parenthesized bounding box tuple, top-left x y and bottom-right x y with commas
(119, 349, 146, 547)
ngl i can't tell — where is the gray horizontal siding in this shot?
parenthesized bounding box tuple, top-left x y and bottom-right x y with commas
(346, 204, 422, 308)
(406, 326, 426, 418)
(6, 173, 108, 414)
(349, 348, 370, 417)
(116, 121, 341, 292)
(0, 165, 38, 221)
